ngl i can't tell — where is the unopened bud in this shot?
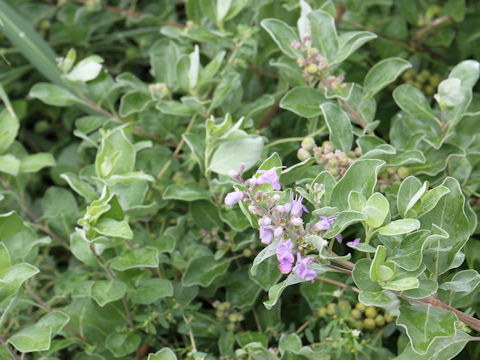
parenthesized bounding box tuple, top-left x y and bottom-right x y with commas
(301, 136, 316, 151)
(297, 148, 311, 161)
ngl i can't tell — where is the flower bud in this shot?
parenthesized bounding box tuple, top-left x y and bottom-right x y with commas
(301, 136, 316, 151)
(306, 63, 318, 74)
(224, 191, 245, 206)
(297, 148, 311, 161)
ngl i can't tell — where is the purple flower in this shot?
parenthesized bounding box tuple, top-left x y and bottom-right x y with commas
(260, 226, 274, 245)
(276, 239, 294, 274)
(294, 253, 317, 282)
(311, 215, 335, 232)
(224, 191, 244, 206)
(290, 195, 309, 218)
(256, 167, 284, 190)
(347, 238, 361, 247)
(336, 234, 343, 243)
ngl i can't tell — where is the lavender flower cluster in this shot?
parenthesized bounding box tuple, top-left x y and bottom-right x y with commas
(224, 164, 360, 283)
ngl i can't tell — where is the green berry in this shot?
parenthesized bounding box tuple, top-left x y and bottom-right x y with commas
(385, 314, 394, 322)
(429, 73, 441, 87)
(301, 136, 316, 151)
(424, 85, 435, 96)
(375, 314, 385, 327)
(355, 303, 366, 312)
(365, 306, 377, 319)
(351, 309, 362, 320)
(317, 307, 327, 317)
(338, 300, 350, 311)
(355, 320, 364, 330)
(397, 166, 410, 179)
(364, 318, 376, 330)
(326, 303, 337, 315)
(297, 148, 311, 161)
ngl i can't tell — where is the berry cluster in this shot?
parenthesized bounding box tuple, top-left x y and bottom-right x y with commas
(298, 139, 358, 177)
(212, 301, 245, 331)
(292, 38, 347, 89)
(402, 69, 441, 96)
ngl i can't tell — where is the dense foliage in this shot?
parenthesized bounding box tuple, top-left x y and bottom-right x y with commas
(1, 0, 480, 359)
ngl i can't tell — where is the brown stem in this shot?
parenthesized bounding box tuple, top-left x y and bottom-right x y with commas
(334, 2, 346, 24)
(317, 275, 360, 294)
(0, 175, 69, 249)
(25, 284, 87, 343)
(0, 334, 19, 360)
(339, 98, 366, 130)
(89, 244, 136, 331)
(257, 99, 281, 130)
(409, 16, 457, 48)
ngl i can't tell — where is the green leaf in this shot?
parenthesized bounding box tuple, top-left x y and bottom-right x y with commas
(279, 333, 302, 356)
(19, 153, 56, 173)
(390, 230, 430, 271)
(420, 177, 470, 274)
(260, 19, 301, 59)
(130, 278, 173, 305)
(36, 311, 70, 337)
(348, 191, 366, 212)
(250, 240, 279, 276)
(377, 219, 420, 235)
(163, 183, 210, 201)
(280, 87, 327, 118)
(95, 126, 135, 178)
(190, 200, 222, 231)
(369, 245, 387, 282)
(0, 154, 20, 175)
(382, 277, 419, 291)
(358, 291, 394, 307)
(60, 172, 97, 202)
(397, 176, 423, 218)
(363, 58, 411, 99)
(106, 332, 141, 357)
(91, 280, 127, 307)
(264, 273, 303, 310)
(29, 83, 82, 107)
(226, 266, 261, 310)
(209, 136, 263, 175)
(448, 59, 480, 90)
(119, 90, 152, 117)
(211, 72, 241, 109)
(148, 348, 177, 360)
(395, 329, 470, 360)
(182, 255, 231, 287)
(156, 101, 195, 116)
(320, 102, 353, 153)
(393, 84, 437, 121)
(0, 211, 24, 238)
(323, 210, 366, 238)
(411, 186, 450, 218)
(250, 257, 283, 291)
(352, 259, 382, 292)
(93, 218, 133, 239)
(65, 55, 103, 82)
(0, 243, 10, 278)
(330, 159, 385, 210)
(396, 303, 457, 354)
(308, 10, 338, 63)
(0, 109, 19, 154)
(440, 270, 480, 293)
(403, 279, 438, 299)
(110, 247, 159, 271)
(333, 31, 377, 64)
(8, 327, 51, 352)
(363, 192, 389, 228)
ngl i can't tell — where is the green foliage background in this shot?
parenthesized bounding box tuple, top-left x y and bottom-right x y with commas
(1, 0, 480, 359)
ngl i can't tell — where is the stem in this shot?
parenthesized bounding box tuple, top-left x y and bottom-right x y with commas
(182, 313, 197, 353)
(317, 275, 360, 294)
(24, 284, 87, 343)
(173, 115, 197, 157)
(89, 244, 136, 331)
(339, 98, 367, 131)
(265, 126, 328, 148)
(0, 334, 19, 360)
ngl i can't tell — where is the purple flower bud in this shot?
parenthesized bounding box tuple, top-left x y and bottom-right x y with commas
(228, 170, 239, 179)
(256, 167, 284, 190)
(336, 234, 343, 243)
(248, 205, 263, 215)
(258, 216, 271, 227)
(260, 226, 274, 245)
(347, 238, 361, 247)
(311, 215, 335, 232)
(289, 217, 303, 226)
(290, 195, 309, 217)
(224, 191, 244, 206)
(274, 226, 284, 238)
(294, 253, 317, 282)
(291, 40, 301, 49)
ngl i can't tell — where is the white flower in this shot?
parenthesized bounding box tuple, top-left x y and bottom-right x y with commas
(352, 329, 361, 337)
(333, 290, 342, 297)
